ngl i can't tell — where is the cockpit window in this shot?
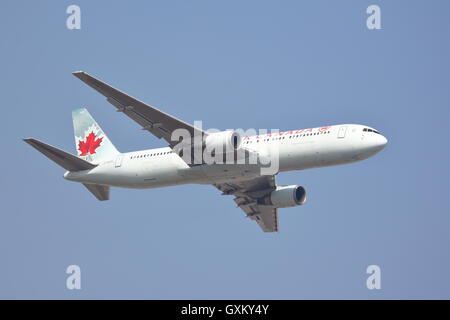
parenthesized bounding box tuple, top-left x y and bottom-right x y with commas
(363, 128, 381, 134)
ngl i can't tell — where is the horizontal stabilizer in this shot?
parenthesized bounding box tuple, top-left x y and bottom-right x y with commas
(23, 138, 96, 172)
(83, 183, 110, 201)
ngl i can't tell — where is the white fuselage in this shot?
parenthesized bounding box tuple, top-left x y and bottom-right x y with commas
(64, 124, 387, 188)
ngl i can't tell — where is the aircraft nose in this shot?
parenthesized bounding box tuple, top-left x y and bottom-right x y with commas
(375, 134, 388, 150)
(379, 135, 388, 147)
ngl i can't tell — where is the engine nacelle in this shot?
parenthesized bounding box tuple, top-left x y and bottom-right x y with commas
(204, 130, 241, 154)
(261, 185, 306, 208)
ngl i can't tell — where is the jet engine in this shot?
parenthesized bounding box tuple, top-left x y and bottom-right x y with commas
(260, 185, 307, 208)
(204, 130, 241, 154)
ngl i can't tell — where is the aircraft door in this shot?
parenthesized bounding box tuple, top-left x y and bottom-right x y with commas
(115, 155, 123, 168)
(337, 126, 347, 139)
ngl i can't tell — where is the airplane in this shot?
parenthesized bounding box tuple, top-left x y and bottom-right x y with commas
(24, 71, 388, 232)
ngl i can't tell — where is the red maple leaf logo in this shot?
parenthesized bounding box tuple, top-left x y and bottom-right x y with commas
(78, 132, 103, 156)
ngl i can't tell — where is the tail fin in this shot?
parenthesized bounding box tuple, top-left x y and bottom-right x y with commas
(72, 108, 119, 164)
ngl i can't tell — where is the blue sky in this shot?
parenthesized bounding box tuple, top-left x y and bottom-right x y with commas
(1, 0, 449, 299)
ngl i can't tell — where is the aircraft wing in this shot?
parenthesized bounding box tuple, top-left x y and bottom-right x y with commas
(72, 71, 206, 149)
(214, 175, 279, 232)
